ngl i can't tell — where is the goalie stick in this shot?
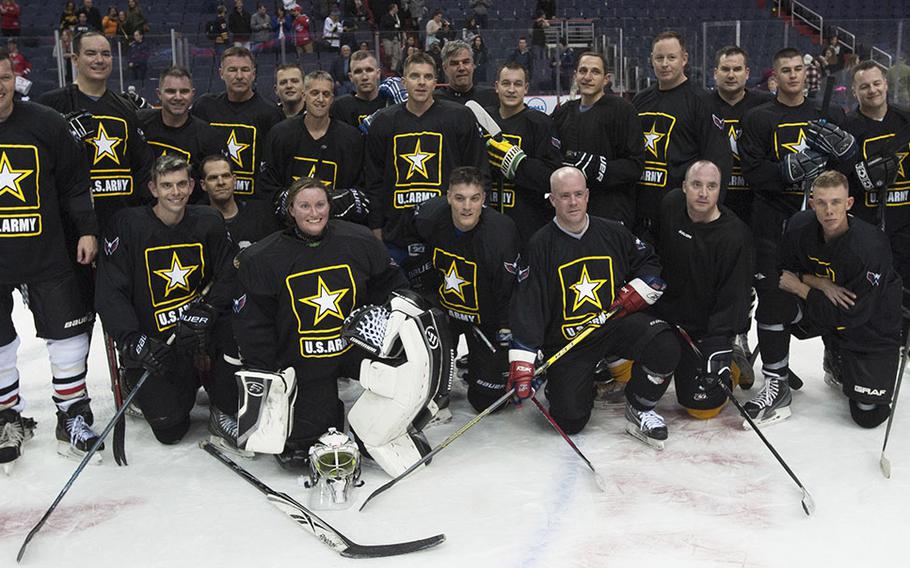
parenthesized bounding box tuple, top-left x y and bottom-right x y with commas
(359, 305, 622, 511)
(201, 443, 445, 558)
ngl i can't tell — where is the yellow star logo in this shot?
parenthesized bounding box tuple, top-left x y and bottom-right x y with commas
(299, 276, 349, 326)
(896, 151, 908, 179)
(569, 264, 606, 311)
(89, 122, 123, 165)
(153, 252, 199, 297)
(643, 122, 665, 159)
(0, 151, 33, 202)
(400, 139, 436, 180)
(781, 128, 811, 154)
(225, 129, 249, 168)
(442, 261, 469, 302)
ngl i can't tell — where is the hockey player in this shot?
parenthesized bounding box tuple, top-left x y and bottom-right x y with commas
(0, 51, 103, 468)
(138, 66, 224, 203)
(653, 161, 753, 419)
(484, 61, 562, 243)
(331, 50, 386, 129)
(365, 51, 488, 264)
(844, 60, 910, 338)
(191, 46, 284, 200)
(233, 177, 411, 469)
(632, 31, 731, 241)
(434, 40, 498, 107)
(739, 47, 851, 409)
(750, 171, 902, 428)
(95, 155, 239, 446)
(413, 166, 521, 411)
(275, 64, 305, 118)
(508, 166, 680, 447)
(552, 51, 645, 227)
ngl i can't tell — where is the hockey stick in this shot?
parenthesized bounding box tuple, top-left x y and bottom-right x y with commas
(359, 306, 623, 511)
(470, 325, 607, 492)
(201, 442, 445, 557)
(465, 100, 507, 213)
(879, 331, 910, 478)
(103, 332, 127, 466)
(675, 326, 815, 516)
(17, 283, 213, 563)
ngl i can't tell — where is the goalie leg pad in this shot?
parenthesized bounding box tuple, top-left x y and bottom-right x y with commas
(361, 430, 430, 478)
(236, 367, 297, 454)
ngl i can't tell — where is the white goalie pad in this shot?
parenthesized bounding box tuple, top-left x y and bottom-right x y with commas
(362, 431, 429, 478)
(236, 367, 297, 454)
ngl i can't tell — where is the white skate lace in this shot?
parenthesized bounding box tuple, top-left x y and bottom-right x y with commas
(216, 412, 238, 438)
(754, 379, 780, 409)
(639, 409, 665, 432)
(1, 420, 25, 448)
(66, 415, 96, 446)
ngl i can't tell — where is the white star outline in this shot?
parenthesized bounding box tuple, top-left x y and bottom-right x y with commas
(442, 261, 469, 302)
(569, 264, 606, 312)
(153, 252, 199, 297)
(89, 122, 123, 165)
(299, 275, 349, 326)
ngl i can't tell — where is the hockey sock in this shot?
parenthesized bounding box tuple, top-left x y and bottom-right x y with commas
(0, 335, 21, 411)
(47, 334, 90, 412)
(626, 330, 679, 406)
(849, 399, 890, 429)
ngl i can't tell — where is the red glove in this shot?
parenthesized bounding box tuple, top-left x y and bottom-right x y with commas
(611, 276, 666, 318)
(507, 350, 536, 401)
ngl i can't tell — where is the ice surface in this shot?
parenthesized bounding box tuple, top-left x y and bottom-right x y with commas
(2, 293, 908, 568)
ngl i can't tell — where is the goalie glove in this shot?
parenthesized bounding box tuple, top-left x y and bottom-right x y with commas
(63, 110, 95, 143)
(855, 153, 900, 191)
(564, 150, 607, 183)
(780, 149, 828, 184)
(806, 119, 856, 160)
(610, 275, 666, 318)
(331, 187, 370, 221)
(486, 137, 527, 180)
(378, 76, 408, 104)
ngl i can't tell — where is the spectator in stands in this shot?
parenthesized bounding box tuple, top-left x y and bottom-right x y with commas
(507, 37, 533, 82)
(53, 27, 75, 82)
(273, 5, 293, 56)
(291, 4, 314, 60)
(803, 53, 819, 100)
(888, 55, 910, 106)
(408, 0, 427, 26)
(436, 39, 497, 104)
(323, 8, 343, 53)
(344, 0, 373, 28)
(462, 15, 479, 43)
(425, 9, 443, 50)
(125, 0, 147, 34)
(6, 38, 28, 76)
(77, 0, 102, 31)
(102, 6, 119, 40)
(60, 1, 79, 31)
(230, 0, 253, 49)
(251, 3, 272, 53)
(469, 0, 490, 30)
(535, 0, 555, 19)
(471, 35, 487, 84)
(74, 12, 91, 35)
(207, 5, 230, 60)
(330, 44, 353, 94)
(127, 29, 150, 86)
(0, 0, 20, 38)
(380, 3, 402, 72)
(555, 36, 575, 92)
(532, 10, 549, 72)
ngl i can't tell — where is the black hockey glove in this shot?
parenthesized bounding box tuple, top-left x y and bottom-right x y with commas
(63, 110, 96, 143)
(564, 151, 607, 183)
(121, 334, 175, 376)
(806, 119, 856, 160)
(780, 149, 828, 184)
(175, 301, 218, 352)
(122, 87, 150, 110)
(331, 187, 370, 222)
(855, 153, 900, 191)
(495, 328, 512, 350)
(694, 337, 732, 391)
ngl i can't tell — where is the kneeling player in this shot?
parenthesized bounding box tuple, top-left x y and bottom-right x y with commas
(509, 167, 680, 448)
(746, 171, 902, 427)
(653, 161, 754, 418)
(96, 155, 239, 445)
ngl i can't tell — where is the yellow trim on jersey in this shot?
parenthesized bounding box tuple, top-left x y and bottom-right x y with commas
(210, 122, 257, 176)
(147, 140, 192, 162)
(0, 145, 40, 212)
(432, 247, 480, 315)
(292, 156, 339, 187)
(557, 256, 614, 322)
(393, 131, 443, 188)
(807, 255, 836, 283)
(285, 264, 357, 337)
(144, 243, 206, 308)
(772, 122, 810, 160)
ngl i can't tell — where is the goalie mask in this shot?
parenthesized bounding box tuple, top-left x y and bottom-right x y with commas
(306, 428, 362, 509)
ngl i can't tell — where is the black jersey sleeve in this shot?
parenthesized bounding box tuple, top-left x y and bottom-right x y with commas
(740, 105, 787, 193)
(706, 220, 753, 337)
(509, 235, 551, 351)
(363, 230, 410, 303)
(259, 123, 295, 202)
(234, 242, 281, 369)
(364, 109, 392, 230)
(53, 112, 98, 238)
(491, 218, 523, 330)
(95, 213, 141, 344)
(202, 214, 239, 313)
(605, 104, 646, 190)
(627, 230, 663, 281)
(115, 93, 155, 198)
(698, 100, 733, 194)
(512, 113, 562, 195)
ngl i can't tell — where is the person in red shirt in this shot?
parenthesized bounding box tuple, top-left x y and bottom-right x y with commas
(6, 38, 28, 76)
(0, 0, 21, 37)
(291, 4, 313, 59)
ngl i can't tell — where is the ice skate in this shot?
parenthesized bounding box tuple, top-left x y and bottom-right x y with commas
(209, 407, 254, 459)
(823, 347, 842, 389)
(733, 334, 755, 390)
(55, 399, 103, 464)
(455, 354, 469, 381)
(0, 409, 36, 475)
(593, 379, 627, 407)
(742, 376, 791, 429)
(624, 403, 667, 450)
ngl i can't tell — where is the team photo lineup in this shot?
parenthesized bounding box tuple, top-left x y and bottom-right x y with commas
(1, 0, 909, 558)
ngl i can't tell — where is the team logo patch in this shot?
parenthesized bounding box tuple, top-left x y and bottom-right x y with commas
(638, 112, 676, 188)
(145, 243, 205, 309)
(867, 271, 881, 286)
(433, 248, 480, 323)
(210, 122, 257, 195)
(557, 257, 615, 333)
(286, 264, 357, 358)
(712, 113, 725, 130)
(504, 255, 529, 282)
(290, 156, 339, 188)
(104, 236, 120, 255)
(0, 144, 41, 238)
(391, 132, 444, 209)
(551, 137, 561, 150)
(233, 294, 247, 314)
(634, 237, 647, 251)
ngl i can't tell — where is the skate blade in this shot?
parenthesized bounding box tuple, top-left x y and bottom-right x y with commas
(742, 406, 791, 430)
(208, 435, 254, 459)
(2, 461, 15, 476)
(56, 441, 103, 465)
(424, 407, 453, 429)
(624, 423, 665, 450)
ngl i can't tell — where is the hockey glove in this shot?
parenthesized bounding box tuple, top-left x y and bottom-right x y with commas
(123, 87, 150, 110)
(507, 349, 536, 402)
(486, 137, 527, 180)
(379, 76, 409, 104)
(610, 275, 666, 319)
(855, 153, 900, 191)
(331, 187, 370, 221)
(121, 334, 175, 376)
(564, 151, 608, 183)
(694, 336, 732, 390)
(806, 119, 856, 160)
(63, 110, 96, 143)
(175, 302, 218, 352)
(495, 328, 512, 350)
(780, 149, 828, 184)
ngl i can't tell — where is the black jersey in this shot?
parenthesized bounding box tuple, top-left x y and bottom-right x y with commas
(224, 199, 283, 250)
(739, 97, 847, 217)
(413, 196, 521, 334)
(433, 85, 498, 108)
(705, 89, 773, 224)
(190, 92, 284, 199)
(331, 94, 386, 129)
(38, 84, 154, 228)
(843, 105, 910, 232)
(365, 100, 488, 247)
(0, 102, 97, 284)
(653, 188, 753, 340)
(781, 210, 902, 350)
(511, 215, 661, 352)
(95, 205, 238, 344)
(233, 221, 408, 372)
(632, 80, 732, 227)
(551, 94, 645, 226)
(260, 116, 364, 199)
(483, 105, 561, 243)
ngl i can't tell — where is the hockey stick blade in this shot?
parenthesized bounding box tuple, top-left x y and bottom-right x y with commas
(201, 443, 445, 557)
(881, 454, 892, 479)
(465, 100, 503, 139)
